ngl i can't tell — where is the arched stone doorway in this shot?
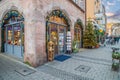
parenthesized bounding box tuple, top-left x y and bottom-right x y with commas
(1, 10, 24, 58)
(74, 19, 83, 48)
(46, 10, 70, 56)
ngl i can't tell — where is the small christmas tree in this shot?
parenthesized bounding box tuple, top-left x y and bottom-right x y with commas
(83, 21, 97, 48)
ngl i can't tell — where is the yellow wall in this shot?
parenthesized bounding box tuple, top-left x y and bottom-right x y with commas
(86, 0, 101, 21)
(106, 23, 113, 35)
(86, 0, 95, 20)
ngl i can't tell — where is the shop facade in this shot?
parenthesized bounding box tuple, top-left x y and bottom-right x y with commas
(1, 10, 24, 58)
(0, 0, 85, 67)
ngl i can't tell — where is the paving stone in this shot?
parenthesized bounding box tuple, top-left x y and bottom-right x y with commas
(1, 44, 120, 80)
(39, 65, 94, 80)
(15, 67, 36, 76)
(75, 65, 91, 73)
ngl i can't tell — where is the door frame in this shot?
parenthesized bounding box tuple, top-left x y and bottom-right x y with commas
(46, 21, 67, 56)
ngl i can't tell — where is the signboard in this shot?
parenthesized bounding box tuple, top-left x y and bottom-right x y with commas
(66, 31, 71, 52)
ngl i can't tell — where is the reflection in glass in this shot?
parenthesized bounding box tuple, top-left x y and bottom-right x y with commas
(7, 25, 12, 44)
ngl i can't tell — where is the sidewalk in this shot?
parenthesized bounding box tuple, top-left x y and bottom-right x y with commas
(37, 44, 120, 80)
(0, 54, 61, 80)
(0, 43, 120, 80)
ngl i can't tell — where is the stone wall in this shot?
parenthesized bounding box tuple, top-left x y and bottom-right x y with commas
(0, 0, 85, 67)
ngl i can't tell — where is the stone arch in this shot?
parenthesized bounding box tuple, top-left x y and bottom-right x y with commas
(74, 19, 84, 30)
(0, 6, 25, 22)
(45, 8, 72, 27)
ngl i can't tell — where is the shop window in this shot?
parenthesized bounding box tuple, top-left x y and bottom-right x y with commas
(74, 24, 81, 42)
(7, 25, 12, 44)
(3, 10, 24, 46)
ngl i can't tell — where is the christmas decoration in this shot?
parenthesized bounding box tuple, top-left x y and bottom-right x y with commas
(83, 21, 97, 48)
(47, 41, 55, 61)
(46, 10, 69, 25)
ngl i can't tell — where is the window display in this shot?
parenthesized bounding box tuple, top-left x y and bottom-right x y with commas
(74, 24, 82, 48)
(4, 11, 24, 46)
(2, 10, 24, 58)
(74, 24, 81, 42)
(7, 25, 12, 44)
(6, 23, 23, 46)
(13, 24, 21, 46)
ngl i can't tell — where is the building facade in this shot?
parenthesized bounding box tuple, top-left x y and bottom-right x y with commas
(0, 0, 85, 67)
(111, 23, 120, 36)
(95, 1, 107, 30)
(106, 23, 113, 36)
(86, 0, 107, 30)
(86, 0, 96, 20)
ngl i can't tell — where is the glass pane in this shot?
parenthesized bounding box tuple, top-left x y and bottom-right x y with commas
(49, 16, 67, 25)
(50, 24, 58, 44)
(59, 26, 65, 53)
(13, 23, 21, 46)
(50, 23, 58, 55)
(7, 25, 12, 44)
(75, 25, 81, 42)
(21, 22, 24, 46)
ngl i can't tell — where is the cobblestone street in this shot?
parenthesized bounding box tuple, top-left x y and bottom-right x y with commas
(0, 44, 120, 80)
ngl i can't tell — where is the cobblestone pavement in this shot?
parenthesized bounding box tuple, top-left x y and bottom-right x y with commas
(0, 54, 61, 80)
(0, 43, 120, 80)
(38, 44, 120, 80)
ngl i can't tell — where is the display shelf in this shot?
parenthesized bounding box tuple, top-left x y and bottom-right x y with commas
(66, 31, 72, 53)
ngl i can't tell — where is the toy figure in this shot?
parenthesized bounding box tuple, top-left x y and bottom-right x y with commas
(48, 41, 54, 61)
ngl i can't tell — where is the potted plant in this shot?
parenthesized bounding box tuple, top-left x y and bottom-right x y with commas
(112, 52, 120, 59)
(95, 43, 99, 48)
(112, 62, 119, 71)
(72, 40, 79, 53)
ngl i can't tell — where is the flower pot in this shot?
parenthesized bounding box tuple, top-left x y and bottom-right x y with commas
(112, 52, 120, 59)
(95, 45, 99, 48)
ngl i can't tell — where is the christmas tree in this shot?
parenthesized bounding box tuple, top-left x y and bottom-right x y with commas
(83, 21, 97, 48)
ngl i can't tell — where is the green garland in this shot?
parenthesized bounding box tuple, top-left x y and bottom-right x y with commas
(1, 10, 24, 26)
(76, 19, 83, 29)
(4, 10, 19, 20)
(46, 10, 69, 25)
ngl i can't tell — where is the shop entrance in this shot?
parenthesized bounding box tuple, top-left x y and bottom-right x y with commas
(47, 22, 67, 56)
(46, 10, 70, 57)
(1, 10, 24, 58)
